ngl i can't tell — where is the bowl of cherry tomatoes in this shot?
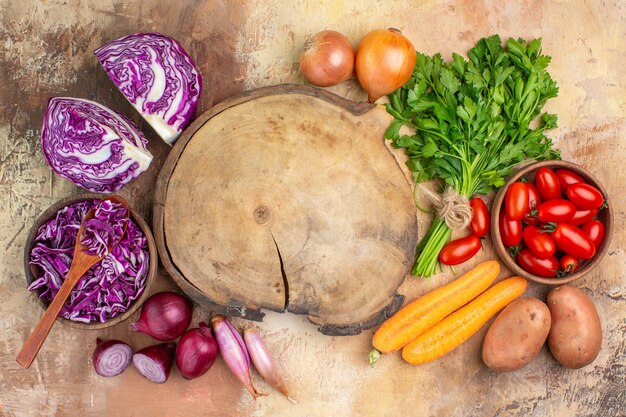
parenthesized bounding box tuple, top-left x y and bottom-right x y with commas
(491, 160, 613, 285)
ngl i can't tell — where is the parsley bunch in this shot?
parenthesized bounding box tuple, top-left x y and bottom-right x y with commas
(385, 35, 560, 277)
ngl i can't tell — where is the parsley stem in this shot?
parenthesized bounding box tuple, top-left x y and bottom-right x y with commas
(412, 217, 452, 277)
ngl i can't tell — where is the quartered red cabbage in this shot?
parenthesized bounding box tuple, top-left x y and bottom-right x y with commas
(41, 97, 153, 193)
(29, 200, 149, 323)
(80, 199, 129, 257)
(94, 32, 202, 144)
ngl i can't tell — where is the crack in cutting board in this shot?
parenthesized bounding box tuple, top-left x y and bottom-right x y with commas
(154, 85, 418, 335)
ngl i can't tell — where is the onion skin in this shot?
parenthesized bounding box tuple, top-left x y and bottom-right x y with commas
(130, 292, 193, 341)
(300, 30, 355, 87)
(244, 328, 296, 403)
(356, 28, 416, 102)
(92, 338, 132, 378)
(132, 343, 176, 384)
(211, 315, 265, 399)
(176, 322, 219, 380)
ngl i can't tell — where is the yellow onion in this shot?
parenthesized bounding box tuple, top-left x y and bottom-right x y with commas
(300, 30, 355, 87)
(355, 28, 416, 102)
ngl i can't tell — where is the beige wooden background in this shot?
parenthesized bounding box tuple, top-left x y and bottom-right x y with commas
(0, 1, 624, 416)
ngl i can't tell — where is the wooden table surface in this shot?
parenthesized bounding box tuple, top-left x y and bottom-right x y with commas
(1, 1, 624, 416)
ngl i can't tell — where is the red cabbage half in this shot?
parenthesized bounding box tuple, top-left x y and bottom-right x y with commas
(41, 97, 153, 193)
(29, 200, 149, 323)
(94, 32, 202, 144)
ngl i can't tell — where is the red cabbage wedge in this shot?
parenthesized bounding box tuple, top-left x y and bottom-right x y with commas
(94, 32, 202, 144)
(41, 97, 153, 193)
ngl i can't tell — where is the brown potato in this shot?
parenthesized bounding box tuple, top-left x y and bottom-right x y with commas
(482, 297, 551, 372)
(547, 285, 602, 369)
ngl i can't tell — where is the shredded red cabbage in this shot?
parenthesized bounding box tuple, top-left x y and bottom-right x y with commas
(80, 200, 128, 257)
(29, 200, 149, 323)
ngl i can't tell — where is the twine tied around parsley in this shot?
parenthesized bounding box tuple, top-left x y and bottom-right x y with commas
(417, 184, 472, 230)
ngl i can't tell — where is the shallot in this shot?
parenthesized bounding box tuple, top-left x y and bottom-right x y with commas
(244, 328, 295, 403)
(211, 315, 264, 399)
(132, 343, 176, 384)
(176, 322, 219, 380)
(92, 338, 132, 378)
(131, 292, 193, 341)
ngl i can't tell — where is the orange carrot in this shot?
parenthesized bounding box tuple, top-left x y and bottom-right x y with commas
(401, 277, 528, 365)
(372, 260, 500, 354)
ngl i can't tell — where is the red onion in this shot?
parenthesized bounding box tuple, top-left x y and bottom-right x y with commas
(176, 322, 219, 380)
(131, 292, 193, 341)
(244, 328, 296, 403)
(92, 338, 132, 378)
(211, 315, 265, 399)
(132, 343, 176, 384)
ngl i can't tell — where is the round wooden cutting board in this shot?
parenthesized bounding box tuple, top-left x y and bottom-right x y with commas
(154, 85, 418, 335)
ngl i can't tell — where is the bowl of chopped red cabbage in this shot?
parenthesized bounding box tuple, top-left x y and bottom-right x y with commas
(24, 193, 157, 329)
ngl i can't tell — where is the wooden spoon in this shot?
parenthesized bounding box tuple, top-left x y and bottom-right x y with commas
(16, 196, 130, 369)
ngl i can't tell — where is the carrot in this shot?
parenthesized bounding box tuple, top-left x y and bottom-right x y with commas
(401, 276, 528, 365)
(372, 260, 500, 354)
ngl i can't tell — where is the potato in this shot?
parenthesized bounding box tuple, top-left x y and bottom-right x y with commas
(547, 285, 602, 369)
(482, 297, 551, 372)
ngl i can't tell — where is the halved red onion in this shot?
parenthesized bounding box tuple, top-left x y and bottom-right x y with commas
(93, 338, 132, 378)
(132, 343, 176, 384)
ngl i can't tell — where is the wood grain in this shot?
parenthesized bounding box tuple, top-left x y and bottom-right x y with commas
(156, 85, 418, 334)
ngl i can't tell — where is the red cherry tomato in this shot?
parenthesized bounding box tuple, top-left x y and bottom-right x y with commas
(536, 199, 576, 223)
(523, 225, 556, 259)
(523, 183, 542, 225)
(535, 167, 562, 201)
(568, 208, 598, 226)
(438, 235, 482, 266)
(549, 223, 596, 260)
(469, 197, 490, 237)
(566, 183, 604, 210)
(560, 255, 580, 274)
(505, 182, 528, 221)
(555, 168, 585, 194)
(516, 249, 559, 277)
(499, 209, 522, 247)
(581, 219, 604, 248)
